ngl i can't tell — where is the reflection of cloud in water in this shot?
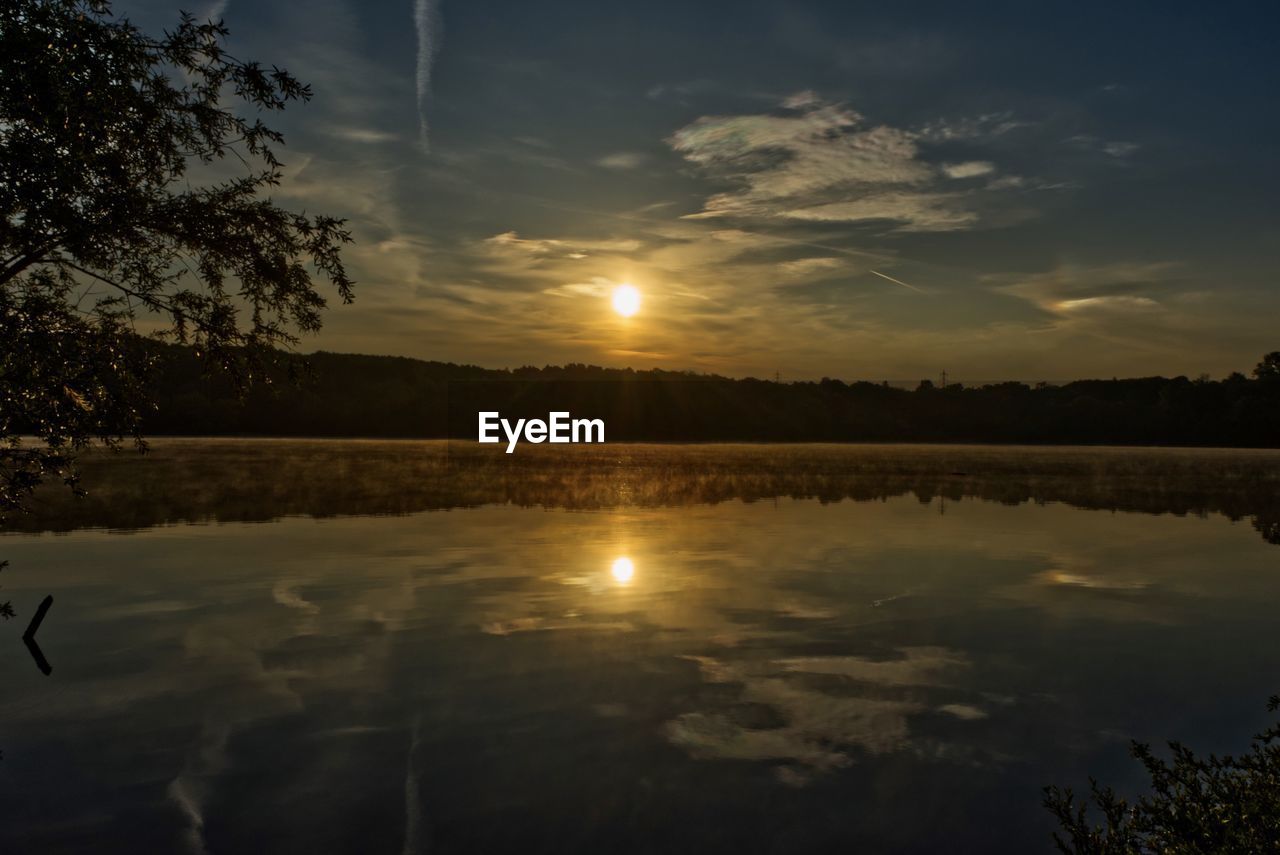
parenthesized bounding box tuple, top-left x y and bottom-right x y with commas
(666, 647, 977, 784)
(938, 703, 989, 721)
(776, 601, 837, 619)
(8, 464, 1280, 845)
(167, 774, 211, 855)
(481, 616, 636, 635)
(995, 554, 1178, 625)
(272, 580, 321, 613)
(163, 613, 316, 851)
(1040, 570, 1149, 591)
(167, 724, 229, 855)
(402, 714, 427, 855)
(777, 646, 967, 685)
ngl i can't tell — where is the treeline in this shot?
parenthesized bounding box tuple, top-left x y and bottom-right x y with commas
(142, 345, 1280, 447)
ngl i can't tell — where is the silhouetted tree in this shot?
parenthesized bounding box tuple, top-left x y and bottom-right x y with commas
(1, 0, 352, 523)
(1254, 352, 1280, 382)
(1045, 694, 1280, 853)
(1254, 512, 1280, 546)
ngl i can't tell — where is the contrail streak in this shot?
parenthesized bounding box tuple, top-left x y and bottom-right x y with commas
(869, 269, 925, 293)
(414, 0, 442, 152)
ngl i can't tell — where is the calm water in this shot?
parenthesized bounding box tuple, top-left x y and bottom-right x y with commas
(2, 441, 1279, 853)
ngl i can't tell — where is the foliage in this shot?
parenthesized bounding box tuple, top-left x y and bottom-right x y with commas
(1045, 695, 1280, 853)
(0, 0, 352, 523)
(1, 280, 150, 512)
(1255, 352, 1280, 382)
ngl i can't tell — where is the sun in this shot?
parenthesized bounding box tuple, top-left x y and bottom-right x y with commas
(611, 283, 641, 317)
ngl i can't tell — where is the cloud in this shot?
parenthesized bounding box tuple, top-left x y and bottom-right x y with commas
(645, 79, 743, 104)
(993, 261, 1181, 316)
(1103, 141, 1140, 158)
(326, 126, 401, 144)
(413, 0, 442, 151)
(1057, 295, 1158, 312)
(201, 0, 229, 22)
(986, 175, 1026, 190)
(777, 257, 845, 278)
(596, 151, 648, 170)
(542, 276, 616, 298)
(781, 90, 821, 110)
(483, 231, 643, 258)
(919, 112, 1027, 141)
(668, 95, 1018, 231)
(942, 161, 995, 179)
(781, 192, 978, 231)
(1067, 135, 1140, 159)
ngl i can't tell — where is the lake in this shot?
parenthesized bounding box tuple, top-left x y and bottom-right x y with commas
(2, 440, 1279, 853)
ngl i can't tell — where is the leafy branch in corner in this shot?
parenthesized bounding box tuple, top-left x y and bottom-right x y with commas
(1045, 694, 1280, 853)
(1, 0, 353, 518)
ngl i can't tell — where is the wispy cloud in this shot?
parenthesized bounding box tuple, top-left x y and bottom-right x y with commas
(484, 230, 643, 258)
(780, 90, 821, 110)
(919, 112, 1027, 141)
(413, 0, 442, 151)
(596, 151, 648, 170)
(326, 126, 401, 144)
(1103, 141, 1140, 158)
(777, 256, 844, 278)
(668, 95, 1024, 232)
(942, 161, 995, 179)
(201, 0, 229, 23)
(1067, 134, 1140, 159)
(542, 276, 617, 298)
(993, 261, 1181, 315)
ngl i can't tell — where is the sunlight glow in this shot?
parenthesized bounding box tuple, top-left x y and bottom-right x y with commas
(611, 284, 641, 317)
(611, 556, 635, 584)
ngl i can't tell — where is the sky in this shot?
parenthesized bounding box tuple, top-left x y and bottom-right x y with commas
(120, 0, 1277, 382)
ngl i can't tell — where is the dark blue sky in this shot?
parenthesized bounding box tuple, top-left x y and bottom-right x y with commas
(124, 0, 1279, 380)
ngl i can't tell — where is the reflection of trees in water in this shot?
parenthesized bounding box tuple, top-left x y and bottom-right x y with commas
(1254, 513, 1280, 545)
(11, 440, 1280, 548)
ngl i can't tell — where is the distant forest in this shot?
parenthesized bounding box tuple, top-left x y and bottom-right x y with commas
(142, 345, 1280, 447)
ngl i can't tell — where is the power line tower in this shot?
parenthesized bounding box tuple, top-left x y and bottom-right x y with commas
(940, 369, 948, 388)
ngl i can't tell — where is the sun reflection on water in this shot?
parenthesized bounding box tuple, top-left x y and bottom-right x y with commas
(610, 556, 635, 584)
